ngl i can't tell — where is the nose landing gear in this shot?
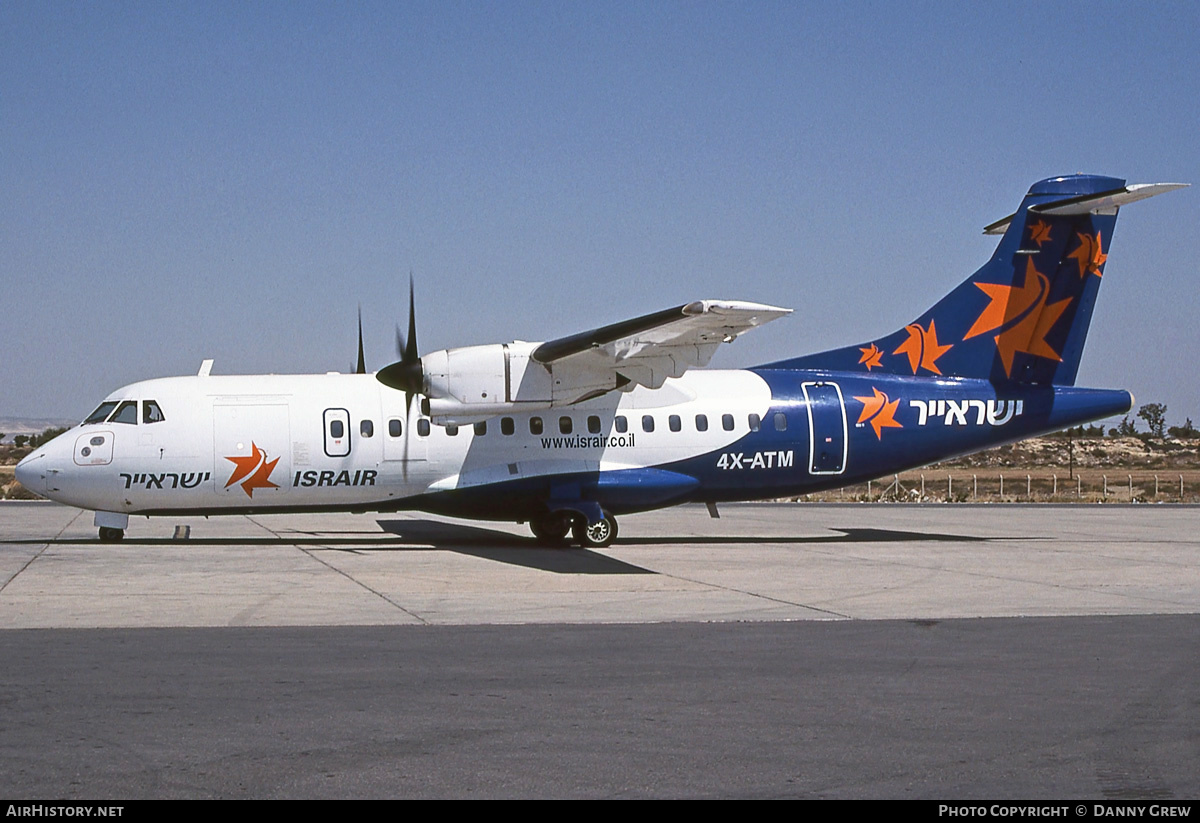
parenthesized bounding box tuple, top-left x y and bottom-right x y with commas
(94, 511, 129, 543)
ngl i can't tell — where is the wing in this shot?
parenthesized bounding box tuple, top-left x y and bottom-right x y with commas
(530, 300, 791, 397)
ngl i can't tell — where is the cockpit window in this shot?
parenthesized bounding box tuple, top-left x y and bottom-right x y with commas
(143, 400, 165, 424)
(84, 402, 118, 425)
(110, 400, 139, 424)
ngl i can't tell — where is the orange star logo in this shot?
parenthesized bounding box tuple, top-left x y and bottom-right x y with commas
(858, 342, 884, 370)
(892, 320, 953, 375)
(853, 387, 902, 440)
(1028, 219, 1053, 247)
(1067, 230, 1106, 278)
(963, 258, 1072, 377)
(224, 442, 280, 498)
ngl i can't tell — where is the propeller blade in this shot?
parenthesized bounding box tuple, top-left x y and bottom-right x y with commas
(355, 306, 366, 375)
(405, 276, 418, 365)
(376, 275, 423, 417)
(402, 401, 410, 483)
(402, 277, 418, 415)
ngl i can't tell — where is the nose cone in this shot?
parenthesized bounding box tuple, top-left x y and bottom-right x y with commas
(14, 450, 43, 492)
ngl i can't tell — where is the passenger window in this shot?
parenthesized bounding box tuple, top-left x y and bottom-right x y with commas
(417, 419, 430, 437)
(474, 421, 487, 436)
(774, 412, 787, 432)
(530, 417, 543, 435)
(501, 417, 515, 436)
(748, 413, 761, 432)
(84, 402, 118, 425)
(642, 415, 655, 433)
(669, 415, 681, 432)
(361, 420, 374, 437)
(587, 415, 601, 434)
(615, 415, 628, 433)
(143, 400, 165, 424)
(330, 420, 344, 438)
(446, 424, 459, 436)
(722, 413, 735, 431)
(389, 419, 402, 437)
(559, 416, 572, 434)
(111, 401, 138, 425)
(695, 414, 708, 432)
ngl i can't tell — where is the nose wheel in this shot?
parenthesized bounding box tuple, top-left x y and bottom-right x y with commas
(98, 527, 124, 542)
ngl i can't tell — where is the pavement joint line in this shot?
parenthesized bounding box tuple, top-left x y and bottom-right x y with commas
(0, 507, 83, 593)
(644, 566, 853, 620)
(245, 515, 430, 625)
(240, 514, 282, 538)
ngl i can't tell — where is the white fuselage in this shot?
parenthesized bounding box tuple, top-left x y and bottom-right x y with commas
(18, 370, 775, 516)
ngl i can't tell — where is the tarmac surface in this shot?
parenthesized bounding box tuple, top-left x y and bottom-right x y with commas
(1, 501, 1197, 798)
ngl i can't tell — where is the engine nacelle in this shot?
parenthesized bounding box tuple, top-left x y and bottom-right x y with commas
(416, 341, 627, 425)
(422, 344, 518, 406)
(418, 342, 543, 424)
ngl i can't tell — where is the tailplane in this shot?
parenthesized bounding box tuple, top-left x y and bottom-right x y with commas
(769, 175, 1186, 385)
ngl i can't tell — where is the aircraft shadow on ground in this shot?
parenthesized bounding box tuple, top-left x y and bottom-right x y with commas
(370, 520, 650, 574)
(616, 527, 1035, 546)
(4, 523, 1037, 576)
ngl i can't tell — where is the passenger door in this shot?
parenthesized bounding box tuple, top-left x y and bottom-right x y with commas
(802, 382, 847, 475)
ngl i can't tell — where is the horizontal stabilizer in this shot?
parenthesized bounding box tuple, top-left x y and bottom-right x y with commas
(984, 182, 1188, 235)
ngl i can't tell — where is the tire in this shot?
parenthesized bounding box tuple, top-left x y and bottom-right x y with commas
(98, 527, 124, 543)
(573, 512, 618, 548)
(530, 512, 571, 545)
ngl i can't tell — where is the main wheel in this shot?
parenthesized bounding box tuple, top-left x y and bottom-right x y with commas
(530, 512, 572, 546)
(98, 527, 124, 543)
(572, 512, 618, 548)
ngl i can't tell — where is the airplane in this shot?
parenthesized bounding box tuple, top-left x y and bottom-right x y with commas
(15, 174, 1187, 546)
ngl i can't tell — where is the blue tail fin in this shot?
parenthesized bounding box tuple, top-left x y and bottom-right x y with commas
(768, 175, 1185, 386)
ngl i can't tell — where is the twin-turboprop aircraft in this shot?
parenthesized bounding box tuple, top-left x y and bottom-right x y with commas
(16, 175, 1186, 545)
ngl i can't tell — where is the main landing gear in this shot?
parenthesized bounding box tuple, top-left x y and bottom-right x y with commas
(98, 527, 124, 542)
(530, 512, 572, 545)
(573, 513, 617, 548)
(529, 510, 619, 548)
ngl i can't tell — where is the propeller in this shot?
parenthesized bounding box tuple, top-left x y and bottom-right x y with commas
(377, 276, 424, 414)
(355, 306, 366, 375)
(374, 276, 424, 483)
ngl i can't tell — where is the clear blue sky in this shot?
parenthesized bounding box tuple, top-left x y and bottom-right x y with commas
(3, 2, 1198, 426)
